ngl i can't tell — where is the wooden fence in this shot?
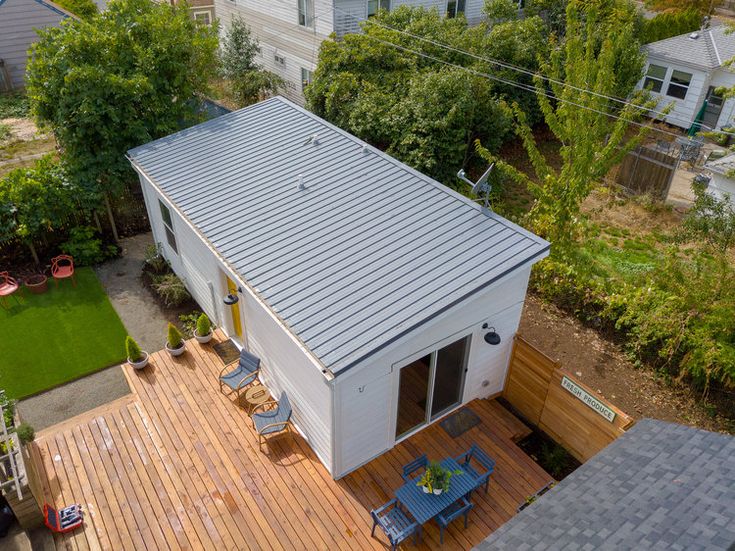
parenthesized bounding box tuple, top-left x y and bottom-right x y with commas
(612, 145, 678, 201)
(503, 336, 634, 462)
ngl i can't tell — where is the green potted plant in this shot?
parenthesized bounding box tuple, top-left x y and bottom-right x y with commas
(417, 462, 460, 496)
(194, 313, 213, 344)
(125, 336, 149, 369)
(165, 322, 186, 357)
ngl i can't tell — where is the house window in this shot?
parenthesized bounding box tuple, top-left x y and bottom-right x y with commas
(158, 200, 178, 254)
(298, 0, 314, 27)
(367, 0, 389, 17)
(447, 0, 466, 17)
(274, 54, 286, 69)
(667, 70, 692, 100)
(301, 67, 313, 91)
(643, 64, 666, 93)
(193, 11, 211, 26)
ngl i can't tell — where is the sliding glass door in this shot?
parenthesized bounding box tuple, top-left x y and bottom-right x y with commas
(395, 336, 470, 440)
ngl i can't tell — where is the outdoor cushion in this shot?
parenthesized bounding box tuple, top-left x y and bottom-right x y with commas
(252, 392, 292, 435)
(220, 349, 260, 390)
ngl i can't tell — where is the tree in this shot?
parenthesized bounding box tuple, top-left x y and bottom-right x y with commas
(231, 70, 285, 107)
(681, 182, 735, 255)
(26, 0, 218, 236)
(640, 9, 701, 43)
(55, 0, 97, 20)
(476, 0, 656, 250)
(220, 16, 261, 80)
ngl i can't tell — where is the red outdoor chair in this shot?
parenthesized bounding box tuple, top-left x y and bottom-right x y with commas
(51, 255, 76, 287)
(0, 272, 23, 309)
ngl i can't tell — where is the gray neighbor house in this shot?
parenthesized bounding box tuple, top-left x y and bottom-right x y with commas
(475, 419, 735, 550)
(0, 0, 74, 91)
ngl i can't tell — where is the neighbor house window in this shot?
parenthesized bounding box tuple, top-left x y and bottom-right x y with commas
(274, 54, 286, 69)
(159, 200, 178, 254)
(193, 11, 211, 26)
(367, 0, 389, 17)
(667, 70, 692, 100)
(643, 64, 666, 93)
(301, 67, 313, 91)
(447, 0, 466, 17)
(298, 0, 314, 27)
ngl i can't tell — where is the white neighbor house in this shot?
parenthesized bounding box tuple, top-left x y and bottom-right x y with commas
(213, 0, 487, 104)
(705, 153, 735, 206)
(637, 26, 735, 131)
(127, 97, 549, 479)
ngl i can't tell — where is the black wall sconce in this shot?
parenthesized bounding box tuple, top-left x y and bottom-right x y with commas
(223, 286, 242, 305)
(482, 322, 501, 345)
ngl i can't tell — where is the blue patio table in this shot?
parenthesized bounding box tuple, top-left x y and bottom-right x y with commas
(395, 457, 476, 526)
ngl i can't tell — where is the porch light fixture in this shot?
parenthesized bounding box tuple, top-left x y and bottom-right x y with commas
(482, 323, 501, 345)
(223, 286, 242, 306)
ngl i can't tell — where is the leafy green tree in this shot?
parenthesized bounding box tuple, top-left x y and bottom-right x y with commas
(483, 0, 519, 21)
(26, 0, 218, 236)
(55, 0, 97, 20)
(220, 16, 261, 80)
(680, 183, 735, 255)
(231, 70, 285, 107)
(640, 9, 701, 43)
(477, 0, 655, 250)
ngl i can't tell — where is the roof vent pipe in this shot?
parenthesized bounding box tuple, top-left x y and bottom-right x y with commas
(297, 174, 305, 190)
(304, 134, 319, 146)
(362, 144, 369, 154)
(689, 32, 699, 39)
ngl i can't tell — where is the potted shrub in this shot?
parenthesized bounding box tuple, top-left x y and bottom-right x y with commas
(125, 336, 149, 370)
(24, 273, 48, 294)
(194, 313, 213, 344)
(165, 323, 186, 357)
(417, 462, 460, 495)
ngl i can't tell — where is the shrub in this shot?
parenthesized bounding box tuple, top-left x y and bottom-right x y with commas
(61, 226, 118, 266)
(125, 336, 143, 362)
(179, 310, 202, 337)
(0, 392, 15, 429)
(167, 322, 184, 349)
(196, 313, 212, 336)
(640, 9, 701, 44)
(0, 93, 29, 118)
(0, 123, 11, 142)
(15, 423, 35, 444)
(144, 244, 169, 274)
(54, 0, 97, 20)
(151, 273, 191, 306)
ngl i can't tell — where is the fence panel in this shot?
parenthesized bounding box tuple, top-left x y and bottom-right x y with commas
(502, 338, 558, 425)
(614, 145, 677, 200)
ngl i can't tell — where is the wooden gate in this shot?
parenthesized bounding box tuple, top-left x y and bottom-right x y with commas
(614, 145, 678, 200)
(503, 336, 634, 462)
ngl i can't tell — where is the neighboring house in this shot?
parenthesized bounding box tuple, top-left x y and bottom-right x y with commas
(0, 0, 74, 91)
(127, 96, 549, 478)
(637, 26, 735, 131)
(213, 0, 487, 104)
(705, 151, 735, 204)
(168, 0, 216, 26)
(477, 419, 735, 550)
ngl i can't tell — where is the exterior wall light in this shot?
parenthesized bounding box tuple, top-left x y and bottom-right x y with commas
(223, 286, 242, 305)
(482, 323, 501, 345)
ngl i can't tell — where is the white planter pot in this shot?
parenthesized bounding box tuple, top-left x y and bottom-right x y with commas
(433, 489, 443, 495)
(422, 486, 430, 494)
(194, 331, 213, 344)
(165, 341, 186, 357)
(128, 351, 149, 370)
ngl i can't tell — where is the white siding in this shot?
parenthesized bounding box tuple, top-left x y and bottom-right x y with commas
(709, 69, 735, 129)
(0, 0, 69, 89)
(333, 264, 534, 477)
(708, 172, 735, 206)
(137, 172, 334, 474)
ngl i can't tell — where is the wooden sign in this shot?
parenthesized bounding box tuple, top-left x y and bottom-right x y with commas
(560, 376, 616, 423)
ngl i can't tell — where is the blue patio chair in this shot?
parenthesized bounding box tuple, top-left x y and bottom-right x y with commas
(435, 496, 473, 544)
(401, 453, 428, 482)
(455, 443, 496, 494)
(251, 391, 292, 448)
(219, 349, 261, 400)
(370, 498, 419, 551)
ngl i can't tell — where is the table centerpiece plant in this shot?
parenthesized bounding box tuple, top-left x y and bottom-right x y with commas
(417, 462, 462, 495)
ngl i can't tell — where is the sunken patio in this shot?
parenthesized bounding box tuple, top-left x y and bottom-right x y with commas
(28, 332, 552, 551)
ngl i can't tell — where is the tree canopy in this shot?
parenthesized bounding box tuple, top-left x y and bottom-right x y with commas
(54, 0, 97, 20)
(26, 0, 219, 202)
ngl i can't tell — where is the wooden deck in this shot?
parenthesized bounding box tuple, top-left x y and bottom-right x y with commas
(29, 332, 552, 551)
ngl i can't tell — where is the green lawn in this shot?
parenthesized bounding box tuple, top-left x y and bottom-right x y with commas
(0, 267, 128, 399)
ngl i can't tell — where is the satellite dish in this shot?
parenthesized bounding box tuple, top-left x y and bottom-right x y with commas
(457, 163, 495, 209)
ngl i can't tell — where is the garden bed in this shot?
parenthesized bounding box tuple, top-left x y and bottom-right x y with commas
(517, 427, 580, 481)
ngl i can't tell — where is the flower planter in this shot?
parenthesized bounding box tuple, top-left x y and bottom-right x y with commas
(128, 351, 150, 370)
(433, 489, 443, 495)
(24, 274, 48, 295)
(194, 330, 213, 344)
(422, 486, 430, 494)
(165, 341, 186, 357)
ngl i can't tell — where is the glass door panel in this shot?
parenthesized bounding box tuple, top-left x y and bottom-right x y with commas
(430, 336, 469, 419)
(395, 354, 431, 438)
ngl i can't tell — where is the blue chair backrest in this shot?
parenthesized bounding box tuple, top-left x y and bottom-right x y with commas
(239, 349, 261, 372)
(402, 454, 428, 480)
(279, 391, 292, 422)
(470, 444, 496, 473)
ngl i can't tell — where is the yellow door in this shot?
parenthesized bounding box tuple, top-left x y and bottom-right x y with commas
(226, 276, 243, 339)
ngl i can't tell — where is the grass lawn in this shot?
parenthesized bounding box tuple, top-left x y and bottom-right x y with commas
(0, 267, 128, 399)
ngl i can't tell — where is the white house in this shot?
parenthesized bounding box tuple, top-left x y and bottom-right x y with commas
(637, 26, 735, 131)
(213, 0, 487, 104)
(0, 0, 74, 91)
(127, 96, 549, 479)
(705, 152, 735, 205)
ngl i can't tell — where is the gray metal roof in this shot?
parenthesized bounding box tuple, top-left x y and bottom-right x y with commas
(476, 419, 735, 551)
(705, 152, 735, 176)
(644, 26, 735, 70)
(128, 97, 549, 375)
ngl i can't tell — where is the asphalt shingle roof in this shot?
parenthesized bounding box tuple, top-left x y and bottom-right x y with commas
(128, 97, 549, 375)
(705, 152, 735, 175)
(475, 419, 735, 551)
(644, 26, 735, 70)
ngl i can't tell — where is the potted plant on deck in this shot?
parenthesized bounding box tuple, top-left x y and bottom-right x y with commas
(125, 336, 149, 370)
(165, 323, 186, 357)
(194, 313, 213, 344)
(417, 462, 461, 496)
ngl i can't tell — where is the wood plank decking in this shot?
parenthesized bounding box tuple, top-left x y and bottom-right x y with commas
(30, 331, 552, 551)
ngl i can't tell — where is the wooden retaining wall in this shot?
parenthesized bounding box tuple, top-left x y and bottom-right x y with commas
(503, 336, 635, 462)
